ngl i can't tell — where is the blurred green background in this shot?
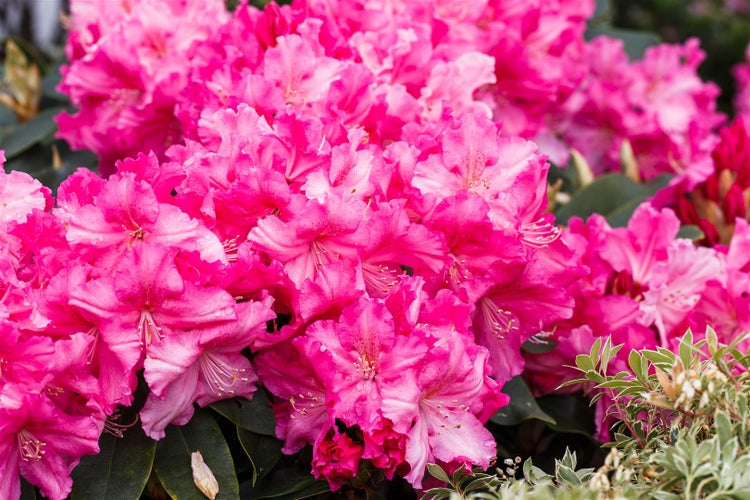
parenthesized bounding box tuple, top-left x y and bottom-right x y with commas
(610, 0, 750, 114)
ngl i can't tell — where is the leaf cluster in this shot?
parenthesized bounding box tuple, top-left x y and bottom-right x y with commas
(424, 329, 750, 499)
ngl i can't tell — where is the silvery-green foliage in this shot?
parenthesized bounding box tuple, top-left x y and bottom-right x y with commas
(423, 328, 750, 499)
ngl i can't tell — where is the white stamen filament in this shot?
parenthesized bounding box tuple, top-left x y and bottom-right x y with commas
(353, 352, 377, 381)
(362, 261, 403, 297)
(479, 297, 518, 339)
(200, 351, 248, 396)
(520, 218, 561, 248)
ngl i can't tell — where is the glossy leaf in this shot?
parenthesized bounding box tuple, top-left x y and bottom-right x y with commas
(154, 408, 239, 500)
(676, 224, 704, 240)
(210, 391, 276, 436)
(537, 395, 596, 437)
(70, 425, 156, 500)
(590, 0, 613, 26)
(491, 376, 556, 426)
(554, 173, 670, 226)
(0, 106, 63, 159)
(244, 467, 329, 499)
(237, 429, 283, 485)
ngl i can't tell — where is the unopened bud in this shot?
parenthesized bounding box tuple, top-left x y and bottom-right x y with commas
(191, 451, 219, 500)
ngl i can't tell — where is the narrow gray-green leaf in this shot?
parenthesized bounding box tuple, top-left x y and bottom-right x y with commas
(70, 425, 156, 500)
(154, 407, 239, 500)
(538, 395, 596, 437)
(426, 463, 451, 483)
(210, 392, 276, 436)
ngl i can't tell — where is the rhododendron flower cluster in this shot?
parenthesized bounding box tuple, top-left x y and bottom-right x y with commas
(10, 0, 606, 492)
(523, 200, 750, 439)
(545, 37, 723, 187)
(5, 0, 746, 496)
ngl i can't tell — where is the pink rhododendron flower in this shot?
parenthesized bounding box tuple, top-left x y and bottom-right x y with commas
(382, 330, 504, 488)
(249, 194, 367, 287)
(556, 37, 723, 184)
(0, 169, 52, 225)
(298, 298, 427, 433)
(525, 203, 725, 440)
(140, 301, 273, 439)
(44, 0, 742, 490)
(311, 429, 364, 491)
(0, 387, 102, 500)
(255, 341, 331, 455)
(56, 171, 226, 268)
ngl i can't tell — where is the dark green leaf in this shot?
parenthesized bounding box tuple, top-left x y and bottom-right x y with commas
(70, 425, 156, 500)
(245, 467, 329, 499)
(40, 63, 67, 103)
(522, 338, 557, 354)
(0, 105, 17, 127)
(491, 376, 556, 426)
(20, 478, 38, 500)
(554, 174, 670, 226)
(590, 0, 613, 26)
(584, 26, 661, 60)
(0, 107, 63, 159)
(237, 429, 283, 485)
(537, 395, 596, 437)
(210, 391, 276, 436)
(154, 407, 239, 500)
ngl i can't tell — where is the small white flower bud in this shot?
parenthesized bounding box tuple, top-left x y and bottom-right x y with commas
(191, 451, 219, 500)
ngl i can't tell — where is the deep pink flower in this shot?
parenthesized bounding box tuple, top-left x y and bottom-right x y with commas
(0, 169, 52, 225)
(311, 428, 364, 491)
(68, 243, 236, 360)
(381, 329, 504, 488)
(297, 298, 427, 433)
(249, 193, 367, 287)
(254, 341, 331, 454)
(141, 300, 273, 439)
(56, 171, 226, 269)
(0, 384, 102, 500)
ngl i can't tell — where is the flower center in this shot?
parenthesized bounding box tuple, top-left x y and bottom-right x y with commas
(199, 351, 249, 396)
(289, 391, 322, 418)
(138, 310, 162, 346)
(17, 429, 45, 462)
(353, 352, 377, 381)
(478, 296, 519, 339)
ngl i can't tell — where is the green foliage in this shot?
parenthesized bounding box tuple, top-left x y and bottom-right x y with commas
(209, 392, 277, 436)
(153, 407, 240, 500)
(553, 173, 670, 226)
(491, 376, 556, 427)
(425, 330, 750, 499)
(70, 423, 156, 499)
